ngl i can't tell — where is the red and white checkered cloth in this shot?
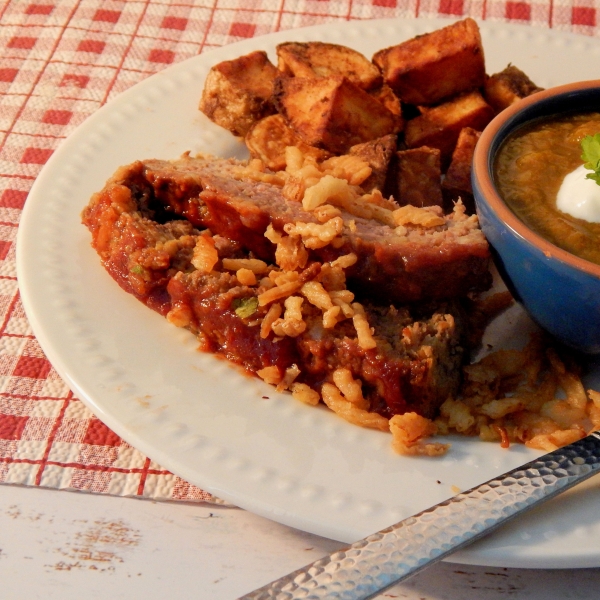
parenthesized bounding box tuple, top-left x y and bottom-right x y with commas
(0, 0, 598, 504)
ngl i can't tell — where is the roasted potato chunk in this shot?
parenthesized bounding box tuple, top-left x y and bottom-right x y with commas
(373, 18, 485, 106)
(484, 64, 543, 113)
(274, 75, 400, 154)
(197, 20, 544, 223)
(349, 134, 398, 193)
(276, 41, 382, 91)
(442, 127, 481, 212)
(395, 146, 442, 208)
(369, 84, 403, 122)
(404, 90, 494, 166)
(245, 114, 331, 171)
(199, 50, 278, 137)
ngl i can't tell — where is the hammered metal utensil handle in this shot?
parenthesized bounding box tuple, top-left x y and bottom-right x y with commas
(240, 431, 600, 600)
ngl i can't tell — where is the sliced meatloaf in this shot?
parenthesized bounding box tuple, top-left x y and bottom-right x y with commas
(167, 269, 465, 419)
(115, 154, 491, 304)
(82, 163, 467, 419)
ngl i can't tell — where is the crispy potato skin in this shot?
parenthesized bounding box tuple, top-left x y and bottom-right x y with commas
(245, 114, 331, 171)
(349, 134, 398, 193)
(274, 75, 400, 154)
(404, 90, 494, 166)
(369, 84, 403, 121)
(373, 18, 485, 106)
(197, 21, 542, 216)
(396, 146, 443, 208)
(483, 64, 544, 112)
(442, 127, 481, 212)
(199, 50, 278, 137)
(276, 41, 382, 90)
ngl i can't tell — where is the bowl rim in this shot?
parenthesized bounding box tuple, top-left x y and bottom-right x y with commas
(473, 79, 600, 280)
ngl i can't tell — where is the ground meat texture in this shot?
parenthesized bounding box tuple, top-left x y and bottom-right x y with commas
(295, 303, 465, 419)
(135, 154, 491, 304)
(167, 270, 301, 374)
(82, 157, 469, 420)
(167, 269, 465, 419)
(81, 166, 199, 315)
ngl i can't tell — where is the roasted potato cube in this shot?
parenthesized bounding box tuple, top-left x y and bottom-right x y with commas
(484, 65, 543, 113)
(369, 84, 403, 122)
(349, 134, 398, 193)
(372, 18, 485, 105)
(274, 75, 400, 155)
(395, 146, 442, 208)
(245, 114, 331, 171)
(199, 50, 278, 137)
(442, 127, 481, 212)
(404, 90, 494, 167)
(276, 42, 382, 91)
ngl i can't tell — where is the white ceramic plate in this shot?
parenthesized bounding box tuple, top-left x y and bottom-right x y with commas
(16, 17, 600, 568)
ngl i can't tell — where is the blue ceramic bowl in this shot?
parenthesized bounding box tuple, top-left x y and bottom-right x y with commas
(472, 80, 600, 354)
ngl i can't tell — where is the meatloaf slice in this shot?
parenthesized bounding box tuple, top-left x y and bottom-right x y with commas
(167, 268, 465, 419)
(82, 163, 467, 420)
(130, 154, 491, 304)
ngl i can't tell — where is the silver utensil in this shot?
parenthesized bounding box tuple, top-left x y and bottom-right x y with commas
(240, 431, 600, 600)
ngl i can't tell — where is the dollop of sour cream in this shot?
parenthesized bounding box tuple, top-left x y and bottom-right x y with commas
(556, 164, 600, 223)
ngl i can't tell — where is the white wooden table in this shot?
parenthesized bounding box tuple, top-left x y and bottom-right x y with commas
(2, 484, 600, 599)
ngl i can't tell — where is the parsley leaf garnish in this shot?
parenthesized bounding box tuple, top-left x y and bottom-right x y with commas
(581, 134, 600, 185)
(232, 297, 259, 319)
(130, 264, 145, 276)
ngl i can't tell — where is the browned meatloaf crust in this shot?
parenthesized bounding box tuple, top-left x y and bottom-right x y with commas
(81, 161, 468, 419)
(123, 154, 491, 304)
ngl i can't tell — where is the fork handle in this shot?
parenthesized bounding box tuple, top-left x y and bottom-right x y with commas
(240, 432, 600, 600)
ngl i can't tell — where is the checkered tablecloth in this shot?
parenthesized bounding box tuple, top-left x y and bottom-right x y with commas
(0, 0, 598, 504)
